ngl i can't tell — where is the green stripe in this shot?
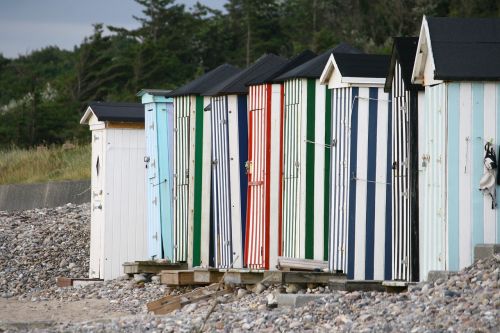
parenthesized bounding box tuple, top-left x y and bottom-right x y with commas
(192, 95, 204, 266)
(305, 79, 316, 259)
(323, 86, 331, 261)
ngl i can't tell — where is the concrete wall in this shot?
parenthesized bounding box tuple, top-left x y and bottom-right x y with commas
(0, 180, 90, 211)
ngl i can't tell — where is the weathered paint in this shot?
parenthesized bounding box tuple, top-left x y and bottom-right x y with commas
(86, 113, 148, 279)
(210, 94, 246, 268)
(280, 78, 329, 261)
(390, 60, 420, 281)
(421, 82, 500, 281)
(142, 95, 174, 261)
(329, 87, 392, 280)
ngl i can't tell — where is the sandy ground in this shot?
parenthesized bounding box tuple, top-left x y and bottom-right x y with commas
(0, 298, 127, 330)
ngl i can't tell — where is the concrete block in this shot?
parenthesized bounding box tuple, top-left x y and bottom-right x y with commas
(276, 293, 328, 307)
(474, 244, 500, 261)
(427, 271, 452, 283)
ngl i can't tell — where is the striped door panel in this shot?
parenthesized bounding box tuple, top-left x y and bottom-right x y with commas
(282, 79, 302, 258)
(211, 96, 233, 268)
(391, 62, 411, 281)
(328, 87, 353, 272)
(329, 87, 392, 280)
(174, 96, 190, 262)
(245, 85, 269, 268)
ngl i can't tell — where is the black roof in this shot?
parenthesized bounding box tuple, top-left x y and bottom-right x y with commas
(427, 17, 500, 80)
(334, 53, 390, 78)
(168, 64, 241, 97)
(203, 54, 288, 96)
(384, 37, 423, 92)
(246, 50, 317, 85)
(88, 102, 144, 123)
(274, 43, 362, 81)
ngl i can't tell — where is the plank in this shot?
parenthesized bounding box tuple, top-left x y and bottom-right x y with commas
(223, 270, 264, 285)
(263, 271, 346, 285)
(123, 261, 187, 275)
(277, 257, 328, 271)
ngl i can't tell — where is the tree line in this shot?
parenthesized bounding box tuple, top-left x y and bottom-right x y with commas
(0, 0, 498, 148)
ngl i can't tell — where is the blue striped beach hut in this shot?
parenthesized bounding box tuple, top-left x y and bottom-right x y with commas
(384, 37, 424, 282)
(320, 53, 392, 280)
(412, 16, 500, 281)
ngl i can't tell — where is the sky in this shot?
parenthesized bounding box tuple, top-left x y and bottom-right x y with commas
(0, 0, 226, 59)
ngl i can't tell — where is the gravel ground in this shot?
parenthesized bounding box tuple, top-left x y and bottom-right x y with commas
(0, 204, 498, 332)
(0, 204, 90, 297)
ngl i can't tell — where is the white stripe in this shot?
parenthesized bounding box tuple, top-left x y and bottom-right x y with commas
(314, 80, 326, 260)
(373, 89, 389, 280)
(354, 87, 370, 280)
(458, 83, 472, 269)
(483, 83, 497, 244)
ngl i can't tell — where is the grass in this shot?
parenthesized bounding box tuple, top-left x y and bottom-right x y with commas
(0, 144, 91, 185)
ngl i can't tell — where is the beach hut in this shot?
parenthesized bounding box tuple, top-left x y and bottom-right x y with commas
(272, 44, 360, 263)
(320, 53, 392, 280)
(244, 50, 317, 270)
(80, 102, 147, 280)
(384, 37, 423, 282)
(411, 16, 500, 281)
(203, 54, 287, 269)
(137, 90, 174, 261)
(166, 64, 241, 267)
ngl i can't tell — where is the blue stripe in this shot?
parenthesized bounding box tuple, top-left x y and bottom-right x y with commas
(365, 88, 378, 280)
(384, 92, 392, 281)
(472, 84, 484, 251)
(237, 95, 248, 257)
(447, 83, 460, 271)
(347, 87, 359, 279)
(497, 84, 500, 243)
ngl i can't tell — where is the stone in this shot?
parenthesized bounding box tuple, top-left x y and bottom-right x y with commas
(252, 283, 266, 294)
(237, 289, 248, 299)
(134, 274, 147, 283)
(285, 283, 299, 294)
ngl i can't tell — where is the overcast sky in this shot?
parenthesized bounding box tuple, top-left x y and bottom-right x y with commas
(0, 0, 226, 58)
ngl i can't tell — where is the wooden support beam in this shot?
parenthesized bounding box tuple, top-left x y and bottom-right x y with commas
(263, 271, 346, 285)
(159, 270, 199, 286)
(193, 269, 225, 284)
(123, 261, 187, 275)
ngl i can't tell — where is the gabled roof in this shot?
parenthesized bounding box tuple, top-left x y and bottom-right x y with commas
(273, 43, 362, 81)
(137, 89, 171, 96)
(167, 64, 241, 97)
(413, 16, 500, 83)
(246, 50, 317, 85)
(320, 53, 390, 88)
(203, 54, 287, 96)
(80, 102, 144, 124)
(384, 37, 423, 92)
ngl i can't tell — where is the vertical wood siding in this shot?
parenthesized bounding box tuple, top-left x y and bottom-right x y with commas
(418, 83, 447, 281)
(103, 128, 147, 279)
(210, 95, 247, 268)
(282, 79, 303, 258)
(173, 97, 189, 262)
(145, 105, 162, 258)
(443, 82, 500, 278)
(245, 84, 270, 268)
(329, 87, 392, 280)
(390, 61, 414, 281)
(89, 129, 105, 278)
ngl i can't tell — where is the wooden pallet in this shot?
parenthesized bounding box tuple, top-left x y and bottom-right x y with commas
(123, 261, 187, 275)
(193, 269, 225, 284)
(263, 271, 346, 285)
(147, 284, 231, 315)
(159, 270, 199, 286)
(329, 280, 385, 292)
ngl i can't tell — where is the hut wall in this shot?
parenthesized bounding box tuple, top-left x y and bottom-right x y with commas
(328, 86, 392, 280)
(210, 94, 246, 268)
(103, 127, 147, 279)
